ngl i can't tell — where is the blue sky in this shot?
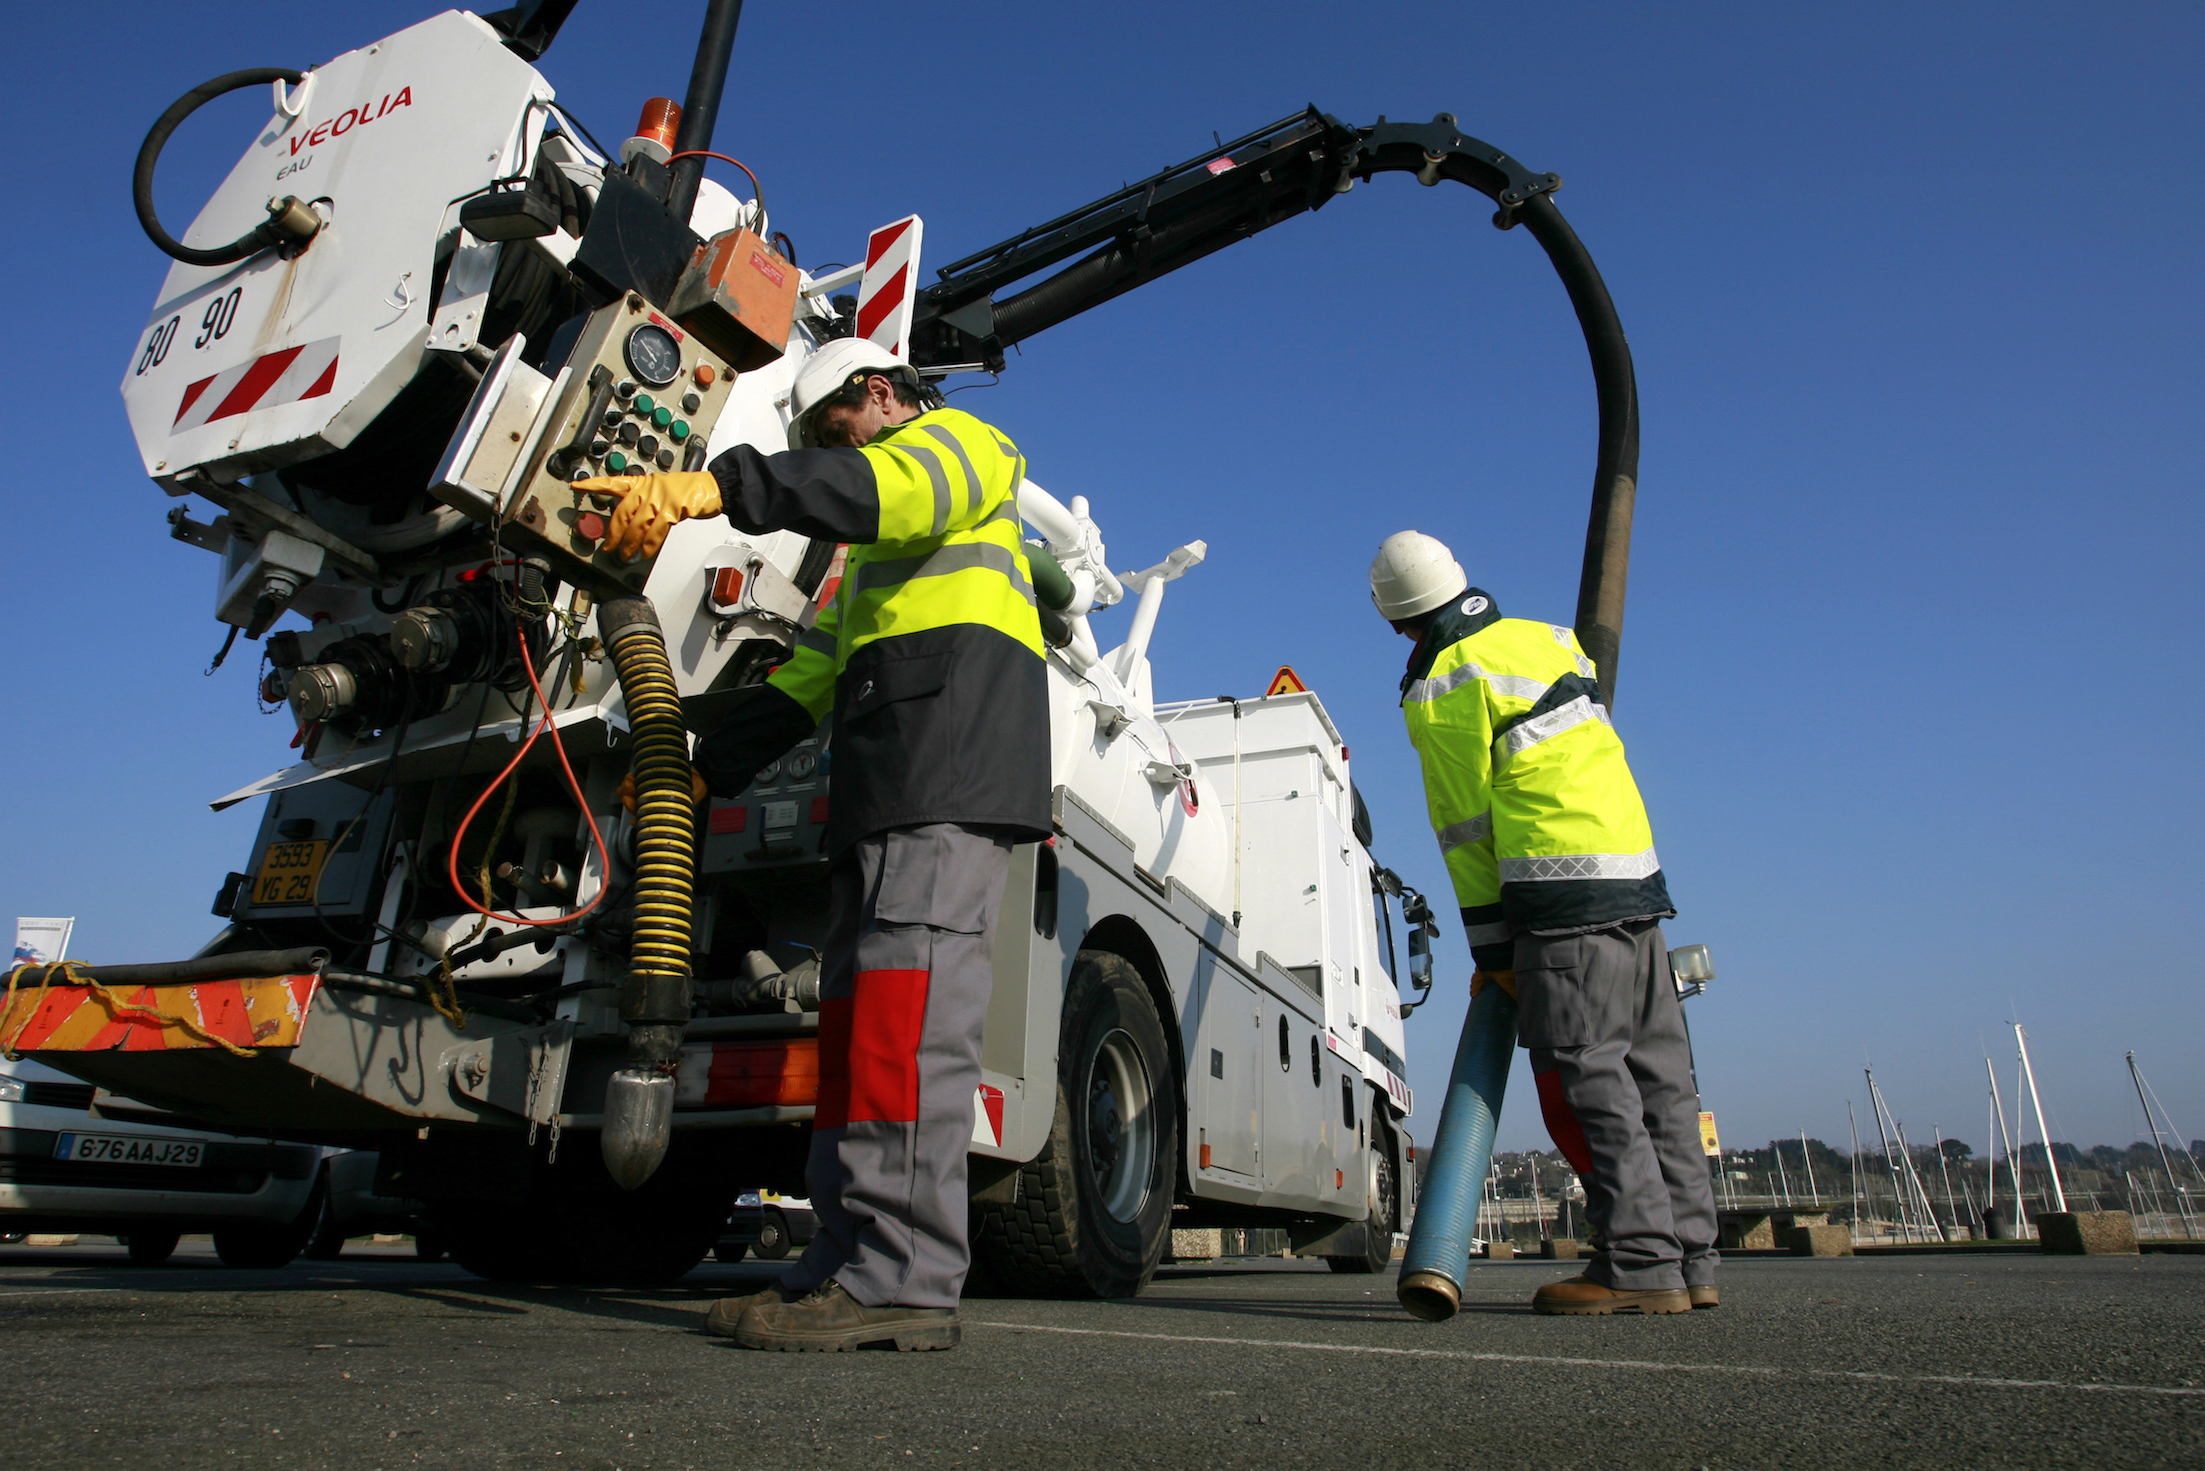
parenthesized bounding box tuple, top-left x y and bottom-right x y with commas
(4, 2, 2199, 1158)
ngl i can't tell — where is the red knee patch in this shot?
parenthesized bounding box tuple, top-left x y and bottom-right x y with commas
(1536, 1068, 1595, 1175)
(813, 969, 929, 1130)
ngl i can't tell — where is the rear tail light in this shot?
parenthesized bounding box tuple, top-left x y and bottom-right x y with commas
(676, 1038, 819, 1108)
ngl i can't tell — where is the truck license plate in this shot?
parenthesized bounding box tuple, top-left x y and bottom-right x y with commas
(251, 840, 329, 906)
(54, 1134, 204, 1168)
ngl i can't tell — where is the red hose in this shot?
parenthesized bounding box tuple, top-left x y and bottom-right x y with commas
(445, 625, 612, 928)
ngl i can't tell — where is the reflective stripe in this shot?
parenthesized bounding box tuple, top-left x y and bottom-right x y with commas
(796, 625, 837, 657)
(892, 442, 955, 535)
(1495, 695, 1610, 760)
(851, 540, 1036, 603)
(1462, 919, 1514, 946)
(1405, 662, 1549, 704)
(1436, 811, 1491, 852)
(1499, 848, 1662, 882)
(919, 424, 982, 522)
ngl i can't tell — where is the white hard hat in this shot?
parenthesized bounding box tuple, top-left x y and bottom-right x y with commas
(787, 338, 910, 448)
(1369, 530, 1468, 621)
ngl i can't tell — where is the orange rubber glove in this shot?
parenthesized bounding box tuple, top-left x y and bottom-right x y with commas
(572, 471, 721, 560)
(617, 767, 710, 813)
(1470, 969, 1519, 1002)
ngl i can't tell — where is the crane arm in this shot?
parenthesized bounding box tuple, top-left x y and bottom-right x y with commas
(906, 110, 1639, 706)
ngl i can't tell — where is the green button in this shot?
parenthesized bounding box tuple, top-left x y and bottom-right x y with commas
(669, 420, 690, 442)
(606, 450, 628, 472)
(652, 406, 673, 429)
(633, 394, 655, 416)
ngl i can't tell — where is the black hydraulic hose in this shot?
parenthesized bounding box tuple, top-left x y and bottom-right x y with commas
(24, 949, 329, 987)
(666, 0, 746, 223)
(135, 69, 312, 267)
(1513, 193, 1640, 711)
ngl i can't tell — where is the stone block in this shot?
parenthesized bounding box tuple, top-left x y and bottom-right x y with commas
(1170, 1228, 1222, 1262)
(1718, 1212, 1777, 1250)
(2036, 1211, 2139, 1255)
(1539, 1238, 1580, 1260)
(1787, 1224, 1853, 1257)
(1483, 1239, 1514, 1260)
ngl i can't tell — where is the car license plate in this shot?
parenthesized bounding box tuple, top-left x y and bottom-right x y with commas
(251, 839, 329, 907)
(54, 1134, 204, 1168)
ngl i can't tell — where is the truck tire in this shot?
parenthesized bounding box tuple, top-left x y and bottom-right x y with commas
(973, 950, 1177, 1299)
(1326, 1105, 1401, 1274)
(754, 1208, 791, 1260)
(123, 1229, 181, 1266)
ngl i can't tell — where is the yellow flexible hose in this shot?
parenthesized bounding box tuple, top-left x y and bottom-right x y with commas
(604, 615, 697, 983)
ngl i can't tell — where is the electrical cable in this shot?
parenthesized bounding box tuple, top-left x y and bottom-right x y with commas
(663, 150, 763, 222)
(444, 621, 610, 929)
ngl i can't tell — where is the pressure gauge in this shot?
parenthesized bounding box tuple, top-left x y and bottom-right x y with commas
(623, 323, 683, 388)
(787, 751, 818, 780)
(754, 759, 781, 785)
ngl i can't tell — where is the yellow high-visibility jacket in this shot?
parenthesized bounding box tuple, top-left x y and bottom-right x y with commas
(694, 406, 1050, 854)
(1399, 589, 1672, 965)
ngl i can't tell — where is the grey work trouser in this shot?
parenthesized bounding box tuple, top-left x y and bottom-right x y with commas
(1516, 920, 1718, 1292)
(782, 822, 1013, 1309)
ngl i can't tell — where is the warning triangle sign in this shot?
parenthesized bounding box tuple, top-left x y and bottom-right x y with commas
(1264, 666, 1309, 697)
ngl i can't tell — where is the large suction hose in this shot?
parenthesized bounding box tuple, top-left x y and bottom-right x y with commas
(1397, 985, 1518, 1320)
(595, 597, 699, 1190)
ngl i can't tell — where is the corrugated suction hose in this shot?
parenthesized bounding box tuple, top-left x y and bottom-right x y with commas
(595, 597, 697, 1189)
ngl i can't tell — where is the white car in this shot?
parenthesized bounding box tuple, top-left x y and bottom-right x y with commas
(0, 1059, 321, 1266)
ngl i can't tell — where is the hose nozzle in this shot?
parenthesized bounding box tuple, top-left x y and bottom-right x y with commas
(600, 1064, 675, 1191)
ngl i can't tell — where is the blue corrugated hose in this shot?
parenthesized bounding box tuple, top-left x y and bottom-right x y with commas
(1397, 984, 1517, 1319)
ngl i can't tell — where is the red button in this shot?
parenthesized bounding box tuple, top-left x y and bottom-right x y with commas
(577, 511, 607, 541)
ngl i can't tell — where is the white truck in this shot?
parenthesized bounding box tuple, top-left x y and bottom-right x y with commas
(33, 0, 1648, 1295)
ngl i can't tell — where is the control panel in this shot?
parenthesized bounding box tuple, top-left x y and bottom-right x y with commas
(498, 294, 736, 592)
(700, 731, 833, 874)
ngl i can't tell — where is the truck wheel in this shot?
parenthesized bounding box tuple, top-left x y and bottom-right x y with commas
(123, 1230, 181, 1266)
(1326, 1105, 1401, 1274)
(974, 950, 1177, 1298)
(712, 1241, 749, 1264)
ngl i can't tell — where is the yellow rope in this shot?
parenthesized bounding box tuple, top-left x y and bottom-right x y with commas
(1, 961, 260, 1060)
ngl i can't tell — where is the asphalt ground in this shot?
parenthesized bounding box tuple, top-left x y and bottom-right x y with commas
(0, 1240, 2196, 1470)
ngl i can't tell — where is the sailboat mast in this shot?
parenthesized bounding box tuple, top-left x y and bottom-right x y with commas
(2130, 1051, 2196, 1241)
(1866, 1069, 1912, 1242)
(2013, 1023, 2068, 1214)
(1801, 1128, 1821, 1204)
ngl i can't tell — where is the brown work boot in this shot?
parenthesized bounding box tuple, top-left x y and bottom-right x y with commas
(735, 1279, 960, 1352)
(1689, 1284, 1719, 1310)
(704, 1280, 794, 1337)
(1532, 1274, 1691, 1315)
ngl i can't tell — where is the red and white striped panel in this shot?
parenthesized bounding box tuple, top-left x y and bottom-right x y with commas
(854, 215, 923, 358)
(172, 337, 341, 434)
(970, 1083, 1006, 1148)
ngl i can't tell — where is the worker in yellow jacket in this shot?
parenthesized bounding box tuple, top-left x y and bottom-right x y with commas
(577, 339, 1048, 1352)
(1371, 529, 1716, 1316)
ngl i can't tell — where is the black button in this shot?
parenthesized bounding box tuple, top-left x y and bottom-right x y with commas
(619, 423, 640, 445)
(638, 435, 659, 457)
(656, 449, 675, 469)
(588, 439, 608, 457)
(681, 392, 701, 414)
